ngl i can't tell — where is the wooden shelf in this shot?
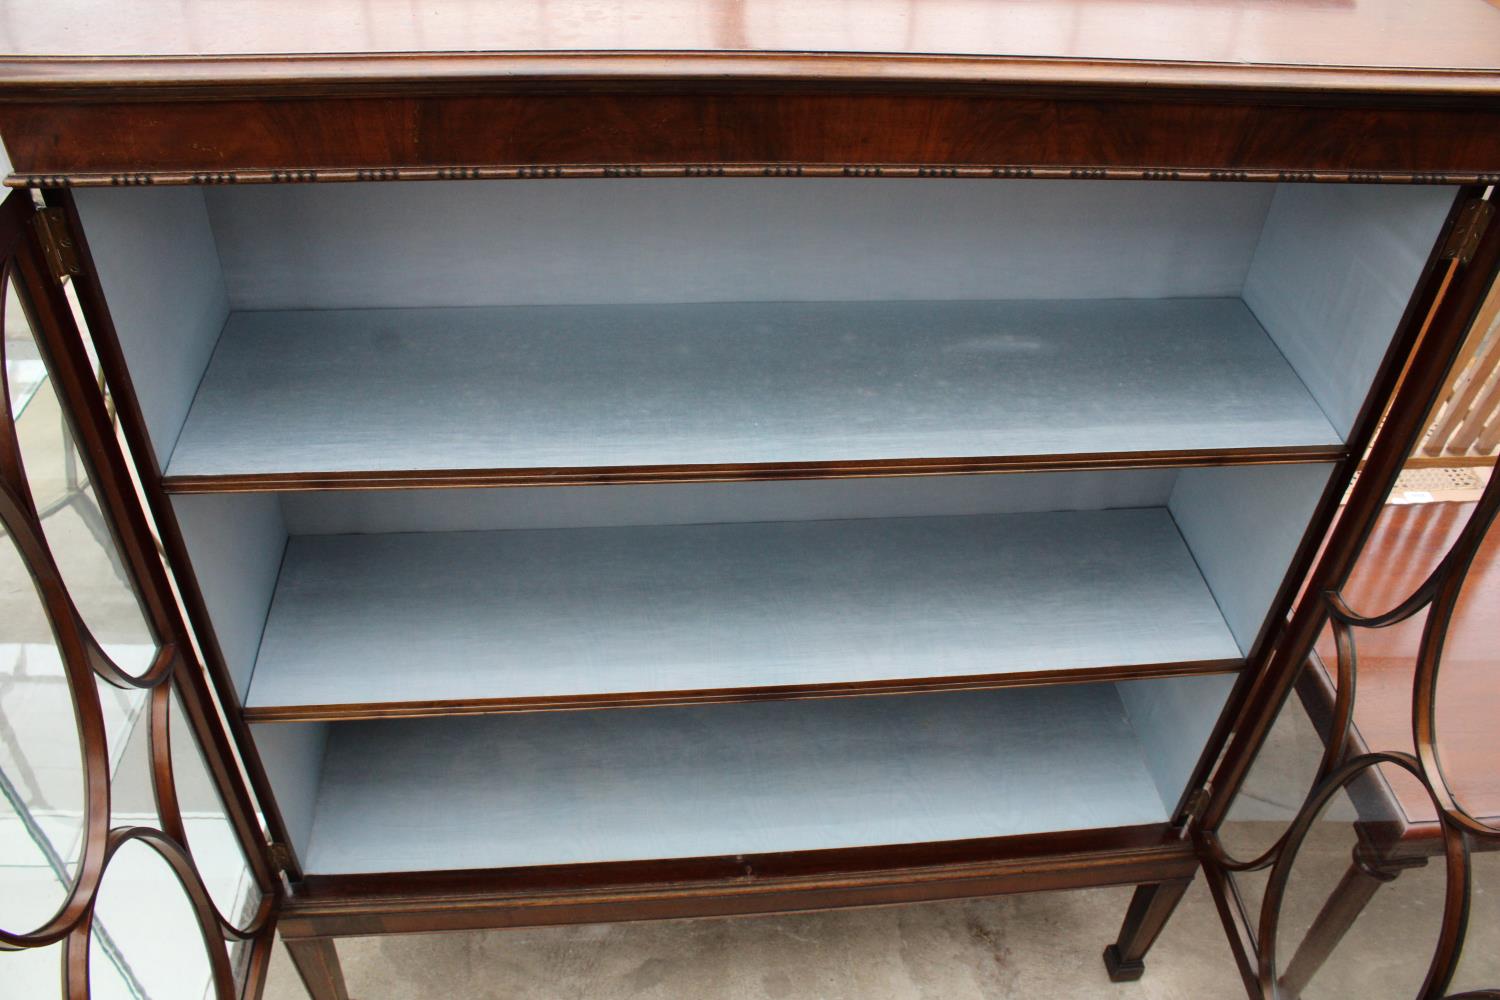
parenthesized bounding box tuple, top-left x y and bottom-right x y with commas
(163, 298, 1342, 492)
(302, 685, 1175, 875)
(243, 508, 1241, 722)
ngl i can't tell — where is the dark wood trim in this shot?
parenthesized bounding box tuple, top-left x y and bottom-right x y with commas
(244, 657, 1242, 724)
(1195, 836, 1262, 1000)
(0, 390, 114, 951)
(238, 917, 278, 1000)
(59, 829, 243, 999)
(1294, 657, 1443, 849)
(11, 165, 1500, 190)
(1102, 877, 1195, 982)
(278, 825, 1197, 939)
(282, 938, 350, 1000)
(2, 88, 1499, 187)
(161, 446, 1346, 496)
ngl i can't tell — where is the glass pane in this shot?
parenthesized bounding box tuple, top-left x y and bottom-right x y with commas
(1234, 863, 1270, 953)
(5, 273, 156, 677)
(169, 690, 262, 929)
(0, 523, 88, 937)
(98, 678, 156, 833)
(1217, 660, 1333, 865)
(1447, 845, 1500, 993)
(1333, 497, 1462, 616)
(1271, 772, 1447, 1000)
(88, 837, 218, 1000)
(1437, 498, 1500, 994)
(6, 940, 65, 1000)
(3, 268, 47, 418)
(1431, 512, 1500, 826)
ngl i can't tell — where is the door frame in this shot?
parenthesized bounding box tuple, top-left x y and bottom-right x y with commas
(1192, 191, 1500, 998)
(0, 187, 282, 999)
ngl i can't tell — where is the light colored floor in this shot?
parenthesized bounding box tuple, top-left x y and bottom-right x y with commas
(257, 821, 1500, 1000)
(261, 881, 1243, 1000)
(259, 834, 1500, 1000)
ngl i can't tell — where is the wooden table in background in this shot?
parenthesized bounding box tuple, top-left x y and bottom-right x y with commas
(1287, 499, 1500, 997)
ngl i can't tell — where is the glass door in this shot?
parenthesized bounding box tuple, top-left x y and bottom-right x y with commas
(0, 189, 280, 999)
(1193, 192, 1500, 1000)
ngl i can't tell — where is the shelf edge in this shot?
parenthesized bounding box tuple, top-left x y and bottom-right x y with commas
(243, 657, 1243, 724)
(166, 446, 1347, 494)
(279, 824, 1196, 936)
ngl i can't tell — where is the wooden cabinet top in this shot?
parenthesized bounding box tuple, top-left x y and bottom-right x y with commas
(3, 0, 1499, 185)
(3, 0, 1500, 93)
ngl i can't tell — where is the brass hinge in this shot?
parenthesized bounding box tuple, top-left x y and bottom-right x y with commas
(1441, 199, 1494, 265)
(1178, 786, 1212, 829)
(32, 206, 84, 283)
(268, 841, 295, 873)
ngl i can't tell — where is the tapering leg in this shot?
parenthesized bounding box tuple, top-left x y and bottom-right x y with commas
(1276, 846, 1425, 999)
(1103, 877, 1194, 982)
(284, 936, 351, 1000)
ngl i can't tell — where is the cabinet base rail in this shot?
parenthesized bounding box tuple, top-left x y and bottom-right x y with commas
(276, 825, 1198, 998)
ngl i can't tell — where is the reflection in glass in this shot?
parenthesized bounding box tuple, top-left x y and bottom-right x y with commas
(168, 690, 262, 933)
(1220, 486, 1500, 994)
(1336, 499, 1460, 620)
(1216, 660, 1332, 866)
(5, 273, 157, 677)
(1447, 847, 1500, 993)
(1425, 494, 1500, 991)
(88, 838, 217, 1000)
(1271, 776, 1445, 1000)
(1431, 512, 1500, 827)
(3, 265, 47, 418)
(100, 678, 156, 834)
(0, 522, 87, 937)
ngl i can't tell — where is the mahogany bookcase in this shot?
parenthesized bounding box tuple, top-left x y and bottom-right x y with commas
(1, 4, 1499, 998)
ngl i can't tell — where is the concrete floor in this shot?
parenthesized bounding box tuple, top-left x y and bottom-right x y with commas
(261, 881, 1243, 1000)
(259, 847, 1500, 1000)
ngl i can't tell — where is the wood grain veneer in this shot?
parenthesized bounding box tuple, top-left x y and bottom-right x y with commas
(280, 824, 1199, 940)
(5, 97, 1500, 189)
(5, 4, 1500, 185)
